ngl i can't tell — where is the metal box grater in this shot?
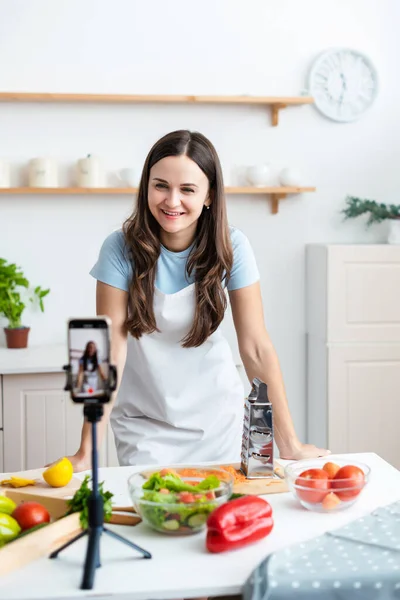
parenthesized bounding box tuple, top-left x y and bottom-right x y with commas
(240, 377, 275, 478)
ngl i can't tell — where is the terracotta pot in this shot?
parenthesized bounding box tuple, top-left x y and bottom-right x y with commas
(4, 327, 30, 349)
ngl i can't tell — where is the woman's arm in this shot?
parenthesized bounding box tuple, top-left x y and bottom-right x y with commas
(229, 282, 330, 460)
(68, 281, 129, 471)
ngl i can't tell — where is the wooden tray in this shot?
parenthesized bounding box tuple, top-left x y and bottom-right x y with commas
(0, 492, 82, 577)
(0, 490, 142, 578)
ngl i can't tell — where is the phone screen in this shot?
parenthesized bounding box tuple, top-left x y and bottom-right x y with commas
(68, 318, 111, 401)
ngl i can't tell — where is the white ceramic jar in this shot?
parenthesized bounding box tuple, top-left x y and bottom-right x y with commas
(29, 157, 58, 187)
(387, 219, 400, 244)
(0, 159, 10, 187)
(246, 164, 273, 187)
(77, 154, 104, 187)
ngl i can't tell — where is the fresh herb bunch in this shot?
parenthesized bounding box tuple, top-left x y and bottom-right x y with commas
(66, 475, 114, 529)
(342, 196, 400, 227)
(0, 258, 50, 328)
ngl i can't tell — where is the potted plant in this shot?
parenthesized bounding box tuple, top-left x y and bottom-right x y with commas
(342, 196, 400, 243)
(0, 258, 50, 349)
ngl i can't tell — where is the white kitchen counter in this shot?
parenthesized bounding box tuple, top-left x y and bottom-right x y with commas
(0, 344, 68, 375)
(0, 453, 399, 600)
(0, 344, 242, 375)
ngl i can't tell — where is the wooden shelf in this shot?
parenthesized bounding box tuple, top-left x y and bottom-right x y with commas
(0, 187, 136, 195)
(0, 186, 316, 214)
(0, 92, 314, 126)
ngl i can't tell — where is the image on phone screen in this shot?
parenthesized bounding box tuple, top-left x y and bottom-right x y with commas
(68, 321, 110, 400)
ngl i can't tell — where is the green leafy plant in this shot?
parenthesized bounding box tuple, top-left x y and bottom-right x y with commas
(342, 195, 400, 227)
(65, 475, 114, 529)
(0, 258, 50, 329)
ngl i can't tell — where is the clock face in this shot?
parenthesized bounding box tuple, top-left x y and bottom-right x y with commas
(308, 48, 378, 122)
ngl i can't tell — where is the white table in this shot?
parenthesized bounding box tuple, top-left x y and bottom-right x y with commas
(0, 453, 399, 600)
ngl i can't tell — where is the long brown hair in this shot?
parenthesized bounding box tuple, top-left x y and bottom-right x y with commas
(123, 130, 233, 348)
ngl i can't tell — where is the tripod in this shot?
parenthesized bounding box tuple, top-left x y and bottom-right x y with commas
(50, 367, 151, 590)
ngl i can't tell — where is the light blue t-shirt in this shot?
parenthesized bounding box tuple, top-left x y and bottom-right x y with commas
(90, 227, 259, 293)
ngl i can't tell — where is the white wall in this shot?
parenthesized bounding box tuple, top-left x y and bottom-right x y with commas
(1, 0, 399, 442)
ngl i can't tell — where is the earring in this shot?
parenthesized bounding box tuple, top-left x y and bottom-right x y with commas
(206, 205, 210, 210)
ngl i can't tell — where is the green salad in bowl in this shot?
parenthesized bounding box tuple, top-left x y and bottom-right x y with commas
(127, 466, 234, 535)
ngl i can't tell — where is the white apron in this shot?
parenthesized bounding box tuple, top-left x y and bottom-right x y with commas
(110, 284, 245, 466)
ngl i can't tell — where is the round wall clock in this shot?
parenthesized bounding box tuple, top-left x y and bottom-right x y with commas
(308, 48, 379, 122)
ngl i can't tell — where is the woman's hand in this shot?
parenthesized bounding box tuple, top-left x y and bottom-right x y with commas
(45, 452, 91, 473)
(66, 453, 91, 472)
(279, 442, 331, 461)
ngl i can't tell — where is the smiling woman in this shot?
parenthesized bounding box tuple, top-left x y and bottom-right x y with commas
(63, 129, 329, 474)
(149, 161, 209, 246)
(125, 131, 231, 348)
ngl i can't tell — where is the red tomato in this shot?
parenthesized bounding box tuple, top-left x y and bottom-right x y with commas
(295, 468, 329, 504)
(178, 492, 195, 504)
(331, 465, 365, 501)
(322, 462, 341, 481)
(12, 502, 51, 531)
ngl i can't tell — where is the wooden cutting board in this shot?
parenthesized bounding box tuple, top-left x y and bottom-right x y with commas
(0, 468, 82, 498)
(222, 462, 289, 496)
(143, 462, 289, 496)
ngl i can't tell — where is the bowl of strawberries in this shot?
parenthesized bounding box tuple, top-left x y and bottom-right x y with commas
(284, 458, 371, 512)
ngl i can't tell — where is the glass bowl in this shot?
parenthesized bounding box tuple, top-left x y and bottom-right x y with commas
(127, 466, 234, 535)
(284, 458, 371, 512)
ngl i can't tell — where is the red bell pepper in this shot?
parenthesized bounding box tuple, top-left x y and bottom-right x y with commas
(206, 495, 274, 553)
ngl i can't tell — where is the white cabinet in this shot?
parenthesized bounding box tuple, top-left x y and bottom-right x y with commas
(306, 245, 400, 468)
(1, 373, 118, 473)
(0, 374, 3, 428)
(0, 431, 3, 472)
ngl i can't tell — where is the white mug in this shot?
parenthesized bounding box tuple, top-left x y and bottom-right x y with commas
(77, 155, 104, 187)
(29, 158, 58, 187)
(0, 159, 10, 187)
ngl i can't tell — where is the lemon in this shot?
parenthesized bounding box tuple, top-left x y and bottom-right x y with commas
(0, 495, 17, 515)
(43, 457, 73, 487)
(0, 513, 21, 544)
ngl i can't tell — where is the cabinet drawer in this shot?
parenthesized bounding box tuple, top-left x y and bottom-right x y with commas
(307, 245, 400, 342)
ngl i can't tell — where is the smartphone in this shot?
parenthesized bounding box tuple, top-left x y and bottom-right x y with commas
(67, 317, 112, 403)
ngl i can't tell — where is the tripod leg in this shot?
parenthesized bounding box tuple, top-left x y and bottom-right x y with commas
(103, 527, 152, 558)
(95, 542, 101, 569)
(81, 527, 102, 590)
(49, 530, 87, 559)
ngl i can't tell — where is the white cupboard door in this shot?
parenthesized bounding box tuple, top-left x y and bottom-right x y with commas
(328, 246, 400, 343)
(0, 431, 4, 473)
(2, 374, 109, 472)
(328, 344, 400, 468)
(0, 375, 3, 428)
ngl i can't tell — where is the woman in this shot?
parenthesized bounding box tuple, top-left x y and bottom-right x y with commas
(69, 130, 329, 471)
(76, 341, 107, 395)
